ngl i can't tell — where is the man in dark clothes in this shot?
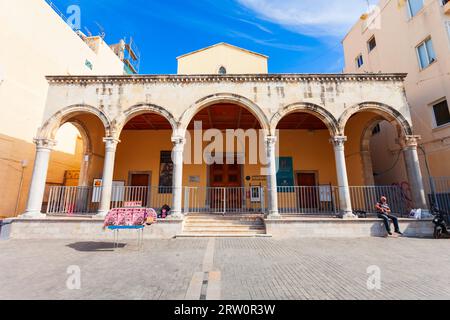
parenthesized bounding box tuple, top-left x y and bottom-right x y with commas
(375, 196, 403, 236)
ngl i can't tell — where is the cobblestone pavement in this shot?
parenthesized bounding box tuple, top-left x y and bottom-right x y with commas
(0, 237, 450, 300)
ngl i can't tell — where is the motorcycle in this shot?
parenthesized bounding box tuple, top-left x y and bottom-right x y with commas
(431, 206, 450, 239)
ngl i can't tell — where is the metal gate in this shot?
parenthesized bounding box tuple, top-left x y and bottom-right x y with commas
(184, 187, 266, 214)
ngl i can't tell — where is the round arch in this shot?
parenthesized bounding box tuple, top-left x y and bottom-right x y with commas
(38, 104, 112, 140)
(68, 119, 93, 155)
(179, 93, 271, 135)
(270, 102, 339, 136)
(114, 103, 178, 139)
(338, 102, 413, 138)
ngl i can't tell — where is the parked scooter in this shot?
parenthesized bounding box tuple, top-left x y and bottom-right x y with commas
(431, 206, 450, 239)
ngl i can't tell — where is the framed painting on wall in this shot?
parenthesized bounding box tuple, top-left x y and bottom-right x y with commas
(158, 151, 173, 194)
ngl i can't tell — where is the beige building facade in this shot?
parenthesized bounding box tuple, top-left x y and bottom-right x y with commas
(19, 43, 429, 219)
(0, 0, 126, 217)
(343, 0, 450, 202)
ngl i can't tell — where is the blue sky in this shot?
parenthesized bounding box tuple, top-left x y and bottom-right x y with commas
(50, 0, 376, 74)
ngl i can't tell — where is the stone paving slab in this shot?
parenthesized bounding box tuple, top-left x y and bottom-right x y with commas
(0, 237, 449, 300)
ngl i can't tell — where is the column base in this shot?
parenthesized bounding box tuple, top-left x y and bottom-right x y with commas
(168, 212, 184, 220)
(95, 210, 108, 219)
(19, 211, 46, 219)
(266, 211, 282, 219)
(341, 212, 358, 219)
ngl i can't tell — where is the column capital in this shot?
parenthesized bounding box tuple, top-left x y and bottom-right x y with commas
(33, 138, 57, 151)
(401, 135, 421, 148)
(330, 135, 347, 148)
(103, 137, 120, 152)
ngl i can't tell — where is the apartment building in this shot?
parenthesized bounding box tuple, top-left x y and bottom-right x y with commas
(0, 0, 129, 217)
(343, 0, 450, 197)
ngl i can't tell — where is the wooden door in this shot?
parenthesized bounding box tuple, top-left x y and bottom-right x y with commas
(130, 173, 150, 207)
(296, 172, 319, 210)
(209, 159, 242, 211)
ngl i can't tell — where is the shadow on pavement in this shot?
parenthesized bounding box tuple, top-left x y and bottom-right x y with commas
(67, 242, 126, 252)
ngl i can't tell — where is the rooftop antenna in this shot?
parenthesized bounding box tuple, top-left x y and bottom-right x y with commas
(94, 21, 106, 39)
(84, 26, 92, 37)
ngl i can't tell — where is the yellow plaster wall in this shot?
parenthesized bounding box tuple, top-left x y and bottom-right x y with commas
(113, 129, 348, 187)
(111, 128, 377, 210)
(344, 112, 377, 186)
(177, 43, 268, 75)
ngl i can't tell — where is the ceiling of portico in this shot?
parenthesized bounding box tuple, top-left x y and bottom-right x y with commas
(122, 103, 329, 131)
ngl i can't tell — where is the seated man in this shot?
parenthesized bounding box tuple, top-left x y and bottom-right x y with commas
(375, 196, 403, 236)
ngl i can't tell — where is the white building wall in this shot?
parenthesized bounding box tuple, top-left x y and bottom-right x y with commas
(0, 0, 124, 217)
(343, 0, 450, 186)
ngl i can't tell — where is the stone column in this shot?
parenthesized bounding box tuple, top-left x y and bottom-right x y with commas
(330, 136, 355, 219)
(171, 136, 185, 219)
(265, 136, 280, 218)
(22, 138, 57, 218)
(402, 135, 428, 212)
(96, 137, 120, 217)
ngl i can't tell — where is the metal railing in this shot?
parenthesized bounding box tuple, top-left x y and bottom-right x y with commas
(46, 186, 173, 215)
(277, 186, 338, 215)
(425, 177, 450, 211)
(347, 186, 408, 217)
(46, 186, 99, 215)
(184, 187, 266, 214)
(46, 185, 409, 216)
(110, 186, 172, 210)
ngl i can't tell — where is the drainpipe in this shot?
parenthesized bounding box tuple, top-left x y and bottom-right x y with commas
(14, 160, 28, 215)
(418, 145, 437, 208)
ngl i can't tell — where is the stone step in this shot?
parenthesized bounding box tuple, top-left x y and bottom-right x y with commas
(184, 225, 264, 229)
(182, 214, 267, 237)
(186, 217, 263, 222)
(184, 221, 264, 226)
(182, 231, 267, 235)
(185, 222, 264, 226)
(182, 227, 266, 233)
(176, 233, 272, 238)
(184, 228, 266, 233)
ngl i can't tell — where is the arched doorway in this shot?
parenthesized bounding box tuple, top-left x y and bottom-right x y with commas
(41, 112, 107, 215)
(112, 111, 175, 210)
(183, 102, 268, 213)
(344, 110, 414, 215)
(274, 110, 338, 215)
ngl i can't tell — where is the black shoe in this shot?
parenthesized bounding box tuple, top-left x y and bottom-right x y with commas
(387, 231, 393, 236)
(395, 230, 403, 235)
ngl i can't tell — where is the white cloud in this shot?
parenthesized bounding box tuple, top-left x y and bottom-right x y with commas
(236, 0, 377, 37)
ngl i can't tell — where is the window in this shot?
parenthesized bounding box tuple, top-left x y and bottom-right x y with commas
(368, 36, 377, 52)
(432, 100, 450, 127)
(356, 54, 364, 68)
(85, 59, 93, 70)
(416, 38, 436, 69)
(218, 66, 227, 75)
(407, 0, 424, 17)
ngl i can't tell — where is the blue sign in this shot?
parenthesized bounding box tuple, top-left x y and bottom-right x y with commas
(276, 157, 294, 188)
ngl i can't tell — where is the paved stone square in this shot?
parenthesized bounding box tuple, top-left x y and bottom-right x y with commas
(0, 237, 450, 300)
